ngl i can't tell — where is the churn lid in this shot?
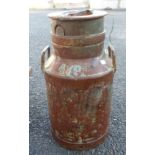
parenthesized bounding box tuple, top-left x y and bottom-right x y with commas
(48, 9, 108, 21)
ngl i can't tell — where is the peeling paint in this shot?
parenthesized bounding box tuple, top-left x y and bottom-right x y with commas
(58, 64, 86, 78)
(84, 137, 95, 142)
(57, 63, 112, 79)
(77, 136, 83, 144)
(66, 65, 82, 77)
(92, 129, 97, 134)
(72, 118, 78, 123)
(58, 63, 66, 75)
(92, 117, 96, 123)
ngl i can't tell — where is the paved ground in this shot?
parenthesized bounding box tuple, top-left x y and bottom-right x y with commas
(29, 10, 126, 155)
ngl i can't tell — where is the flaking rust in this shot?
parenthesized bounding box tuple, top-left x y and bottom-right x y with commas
(41, 9, 116, 150)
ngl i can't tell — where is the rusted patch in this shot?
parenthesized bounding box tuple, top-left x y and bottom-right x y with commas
(52, 42, 104, 59)
(52, 32, 105, 46)
(45, 76, 112, 146)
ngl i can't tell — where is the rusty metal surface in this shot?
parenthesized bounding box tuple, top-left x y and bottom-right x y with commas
(45, 74, 113, 149)
(29, 10, 126, 155)
(41, 9, 116, 150)
(51, 32, 105, 46)
(52, 42, 104, 59)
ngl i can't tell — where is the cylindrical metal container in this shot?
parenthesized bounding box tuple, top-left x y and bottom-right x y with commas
(41, 10, 116, 150)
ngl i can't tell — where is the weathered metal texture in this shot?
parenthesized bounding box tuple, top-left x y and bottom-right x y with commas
(52, 42, 104, 59)
(51, 17, 104, 36)
(41, 9, 116, 150)
(51, 32, 105, 46)
(48, 10, 106, 36)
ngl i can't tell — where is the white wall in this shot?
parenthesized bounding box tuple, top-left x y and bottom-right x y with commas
(29, 0, 50, 9)
(29, 0, 126, 9)
(89, 0, 126, 9)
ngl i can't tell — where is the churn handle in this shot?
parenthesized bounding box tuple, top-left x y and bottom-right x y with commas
(106, 15, 116, 73)
(107, 44, 116, 73)
(41, 45, 50, 72)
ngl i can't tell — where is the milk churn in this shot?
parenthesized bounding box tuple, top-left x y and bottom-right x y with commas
(41, 10, 116, 150)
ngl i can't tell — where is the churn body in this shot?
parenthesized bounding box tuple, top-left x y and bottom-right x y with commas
(41, 10, 116, 150)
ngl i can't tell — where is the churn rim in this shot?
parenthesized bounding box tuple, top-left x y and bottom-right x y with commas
(48, 9, 108, 21)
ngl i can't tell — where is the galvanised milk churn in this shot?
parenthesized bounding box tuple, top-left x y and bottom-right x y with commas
(41, 10, 116, 150)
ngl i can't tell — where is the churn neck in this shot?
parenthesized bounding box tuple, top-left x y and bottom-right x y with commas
(48, 10, 108, 59)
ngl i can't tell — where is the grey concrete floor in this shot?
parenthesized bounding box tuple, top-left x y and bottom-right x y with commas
(29, 10, 126, 155)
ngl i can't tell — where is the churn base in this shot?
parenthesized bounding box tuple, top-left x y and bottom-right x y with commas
(51, 130, 108, 150)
